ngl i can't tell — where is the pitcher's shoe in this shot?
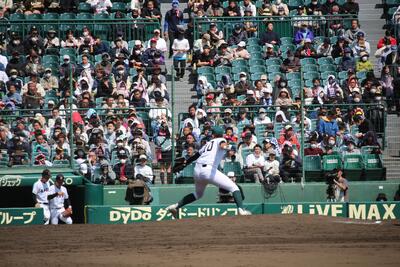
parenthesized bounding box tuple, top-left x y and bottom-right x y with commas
(238, 208, 252, 216)
(166, 203, 179, 219)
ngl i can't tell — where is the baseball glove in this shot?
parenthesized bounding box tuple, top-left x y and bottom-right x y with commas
(172, 157, 186, 174)
(62, 208, 73, 217)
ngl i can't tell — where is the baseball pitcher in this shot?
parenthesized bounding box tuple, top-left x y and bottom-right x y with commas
(167, 126, 251, 218)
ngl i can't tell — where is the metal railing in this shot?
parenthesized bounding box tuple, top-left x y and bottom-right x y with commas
(0, 17, 160, 42)
(193, 14, 357, 40)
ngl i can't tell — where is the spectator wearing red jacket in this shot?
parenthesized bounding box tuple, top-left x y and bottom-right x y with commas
(377, 30, 397, 49)
(278, 125, 300, 151)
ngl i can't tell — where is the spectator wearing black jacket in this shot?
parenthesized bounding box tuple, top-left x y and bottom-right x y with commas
(113, 150, 135, 185)
(259, 22, 281, 46)
(141, 0, 162, 23)
(6, 52, 25, 77)
(7, 33, 25, 56)
(342, 0, 359, 14)
(164, 1, 184, 57)
(227, 24, 248, 46)
(223, 0, 241, 17)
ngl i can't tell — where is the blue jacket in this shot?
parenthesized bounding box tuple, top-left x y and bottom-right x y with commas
(317, 116, 339, 136)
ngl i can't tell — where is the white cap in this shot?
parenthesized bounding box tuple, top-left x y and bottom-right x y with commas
(227, 171, 235, 177)
(259, 108, 266, 113)
(139, 154, 147, 160)
(63, 55, 70, 60)
(266, 43, 274, 48)
(239, 72, 247, 76)
(135, 40, 142, 45)
(238, 41, 246, 47)
(225, 108, 233, 114)
(246, 90, 254, 95)
(260, 74, 268, 80)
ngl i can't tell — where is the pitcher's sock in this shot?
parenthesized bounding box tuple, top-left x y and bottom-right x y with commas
(177, 193, 197, 208)
(232, 190, 243, 209)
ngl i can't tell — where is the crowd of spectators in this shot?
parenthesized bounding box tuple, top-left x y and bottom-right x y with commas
(0, 0, 397, 185)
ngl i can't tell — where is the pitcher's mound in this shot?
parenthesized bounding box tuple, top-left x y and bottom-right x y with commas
(0, 215, 399, 266)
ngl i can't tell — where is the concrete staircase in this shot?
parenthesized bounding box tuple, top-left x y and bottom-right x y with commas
(383, 114, 400, 179)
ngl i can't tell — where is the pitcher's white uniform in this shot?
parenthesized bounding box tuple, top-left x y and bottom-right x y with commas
(32, 179, 51, 224)
(48, 185, 73, 225)
(193, 138, 239, 198)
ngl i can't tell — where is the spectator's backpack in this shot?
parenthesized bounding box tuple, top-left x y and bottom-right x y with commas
(155, 136, 172, 152)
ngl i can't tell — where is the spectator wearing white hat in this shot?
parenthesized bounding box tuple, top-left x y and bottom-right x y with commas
(234, 72, 253, 96)
(233, 41, 250, 60)
(263, 43, 279, 59)
(146, 29, 167, 53)
(254, 108, 272, 126)
(134, 154, 154, 186)
(260, 86, 273, 107)
(40, 68, 59, 92)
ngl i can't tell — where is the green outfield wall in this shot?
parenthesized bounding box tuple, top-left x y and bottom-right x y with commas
(85, 181, 400, 206)
(85, 202, 400, 224)
(0, 208, 44, 226)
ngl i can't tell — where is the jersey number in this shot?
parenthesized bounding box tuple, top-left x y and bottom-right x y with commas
(206, 141, 215, 151)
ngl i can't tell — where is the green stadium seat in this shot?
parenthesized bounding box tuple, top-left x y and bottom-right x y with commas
(112, 2, 127, 12)
(176, 163, 195, 184)
(322, 154, 342, 171)
(25, 13, 43, 20)
(232, 66, 250, 74)
(249, 59, 265, 66)
(338, 70, 348, 80)
(215, 66, 231, 75)
(269, 72, 285, 80)
(223, 161, 244, 182)
(202, 74, 216, 83)
(321, 71, 337, 80)
(288, 0, 304, 9)
(302, 64, 319, 73)
(267, 65, 281, 73)
(300, 58, 317, 66)
(232, 59, 248, 67)
(247, 37, 260, 46)
(197, 66, 214, 75)
(10, 13, 25, 20)
(318, 57, 334, 65)
(280, 37, 294, 45)
(247, 45, 262, 53)
(304, 155, 323, 182)
(363, 154, 385, 181)
(288, 79, 301, 88)
(78, 2, 92, 12)
(251, 73, 263, 81)
(360, 146, 380, 154)
(43, 13, 60, 20)
(43, 55, 59, 65)
(265, 58, 282, 66)
(286, 72, 301, 80)
(319, 64, 336, 73)
(330, 36, 338, 44)
(334, 57, 342, 65)
(250, 65, 267, 74)
(303, 71, 319, 81)
(281, 44, 296, 53)
(304, 79, 314, 87)
(53, 160, 70, 167)
(343, 154, 363, 181)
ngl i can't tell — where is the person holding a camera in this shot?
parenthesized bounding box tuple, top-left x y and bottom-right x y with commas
(327, 168, 349, 202)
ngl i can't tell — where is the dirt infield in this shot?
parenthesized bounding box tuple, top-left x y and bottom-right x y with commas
(0, 215, 399, 267)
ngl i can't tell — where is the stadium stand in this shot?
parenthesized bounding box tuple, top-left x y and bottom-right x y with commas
(0, 0, 397, 187)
